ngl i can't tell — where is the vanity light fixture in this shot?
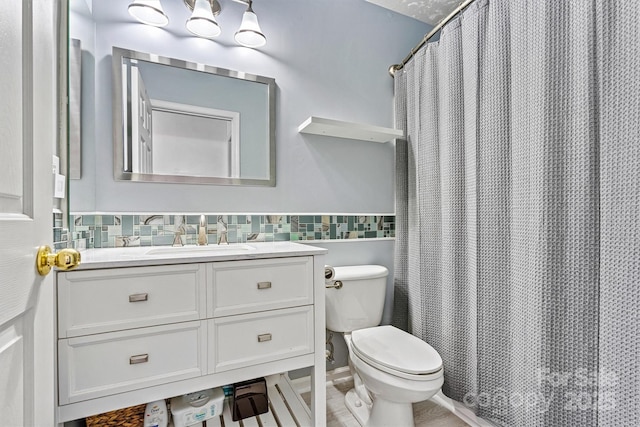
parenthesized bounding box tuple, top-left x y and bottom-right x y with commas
(128, 0, 266, 48)
(128, 0, 169, 27)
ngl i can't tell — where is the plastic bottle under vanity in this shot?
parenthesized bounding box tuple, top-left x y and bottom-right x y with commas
(144, 400, 168, 427)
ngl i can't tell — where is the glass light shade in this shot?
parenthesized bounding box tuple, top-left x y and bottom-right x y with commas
(128, 0, 169, 27)
(186, 0, 221, 38)
(234, 10, 266, 48)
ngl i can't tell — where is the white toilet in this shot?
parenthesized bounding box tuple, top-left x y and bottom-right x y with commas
(326, 265, 444, 427)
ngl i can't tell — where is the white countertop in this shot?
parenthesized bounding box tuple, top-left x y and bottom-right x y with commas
(71, 241, 327, 270)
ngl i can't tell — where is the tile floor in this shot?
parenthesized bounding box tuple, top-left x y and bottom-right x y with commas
(302, 378, 470, 427)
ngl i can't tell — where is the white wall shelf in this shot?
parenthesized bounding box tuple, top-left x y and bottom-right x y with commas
(298, 117, 404, 143)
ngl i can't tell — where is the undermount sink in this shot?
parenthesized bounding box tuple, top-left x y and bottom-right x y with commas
(145, 244, 256, 255)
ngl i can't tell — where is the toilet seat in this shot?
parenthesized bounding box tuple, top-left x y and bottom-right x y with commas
(351, 325, 443, 381)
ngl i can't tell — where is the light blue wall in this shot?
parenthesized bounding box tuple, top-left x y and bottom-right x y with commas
(69, 3, 97, 211)
(69, 0, 430, 214)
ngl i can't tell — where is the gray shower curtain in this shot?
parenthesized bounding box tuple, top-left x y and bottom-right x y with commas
(393, 0, 639, 426)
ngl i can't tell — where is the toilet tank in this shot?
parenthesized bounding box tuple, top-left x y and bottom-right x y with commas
(325, 265, 388, 333)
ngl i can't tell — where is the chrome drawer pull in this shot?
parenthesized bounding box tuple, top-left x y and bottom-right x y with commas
(257, 281, 272, 290)
(129, 293, 148, 302)
(258, 333, 272, 343)
(129, 354, 149, 364)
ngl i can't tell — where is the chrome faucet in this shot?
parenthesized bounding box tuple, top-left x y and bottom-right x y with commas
(172, 215, 186, 247)
(217, 216, 228, 245)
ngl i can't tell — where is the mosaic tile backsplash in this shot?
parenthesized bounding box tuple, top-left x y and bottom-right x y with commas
(53, 212, 71, 251)
(66, 214, 395, 249)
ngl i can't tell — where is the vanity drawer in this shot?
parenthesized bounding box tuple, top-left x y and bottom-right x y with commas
(208, 257, 313, 317)
(58, 264, 206, 337)
(58, 321, 207, 404)
(209, 306, 314, 373)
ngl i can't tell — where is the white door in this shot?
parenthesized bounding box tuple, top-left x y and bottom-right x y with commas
(0, 0, 58, 426)
(131, 65, 153, 174)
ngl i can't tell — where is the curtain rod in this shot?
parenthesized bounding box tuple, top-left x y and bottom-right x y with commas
(388, 0, 476, 77)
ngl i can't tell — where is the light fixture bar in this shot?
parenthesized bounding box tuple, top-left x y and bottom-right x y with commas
(184, 0, 221, 16)
(129, 0, 267, 48)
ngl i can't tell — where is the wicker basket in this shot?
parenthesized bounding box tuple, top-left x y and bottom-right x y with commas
(85, 403, 147, 427)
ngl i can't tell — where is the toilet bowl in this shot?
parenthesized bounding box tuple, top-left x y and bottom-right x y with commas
(326, 265, 444, 427)
(347, 326, 443, 426)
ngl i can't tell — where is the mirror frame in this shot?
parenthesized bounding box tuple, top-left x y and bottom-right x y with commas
(112, 47, 276, 186)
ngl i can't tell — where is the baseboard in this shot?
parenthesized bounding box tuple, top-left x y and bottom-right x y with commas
(431, 391, 495, 427)
(326, 366, 352, 384)
(289, 366, 352, 394)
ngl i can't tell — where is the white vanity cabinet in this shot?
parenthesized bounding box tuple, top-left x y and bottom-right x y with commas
(55, 243, 327, 426)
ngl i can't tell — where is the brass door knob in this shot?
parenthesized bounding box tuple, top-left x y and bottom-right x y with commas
(36, 246, 81, 276)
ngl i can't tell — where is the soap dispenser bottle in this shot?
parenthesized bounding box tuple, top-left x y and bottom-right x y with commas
(144, 399, 168, 427)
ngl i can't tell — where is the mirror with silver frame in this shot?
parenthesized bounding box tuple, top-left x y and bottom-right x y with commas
(113, 47, 276, 186)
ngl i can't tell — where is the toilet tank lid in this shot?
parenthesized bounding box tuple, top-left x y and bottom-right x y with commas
(333, 265, 389, 281)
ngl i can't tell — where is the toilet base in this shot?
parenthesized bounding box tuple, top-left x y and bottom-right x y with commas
(346, 388, 416, 427)
(345, 388, 371, 426)
(368, 395, 414, 427)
